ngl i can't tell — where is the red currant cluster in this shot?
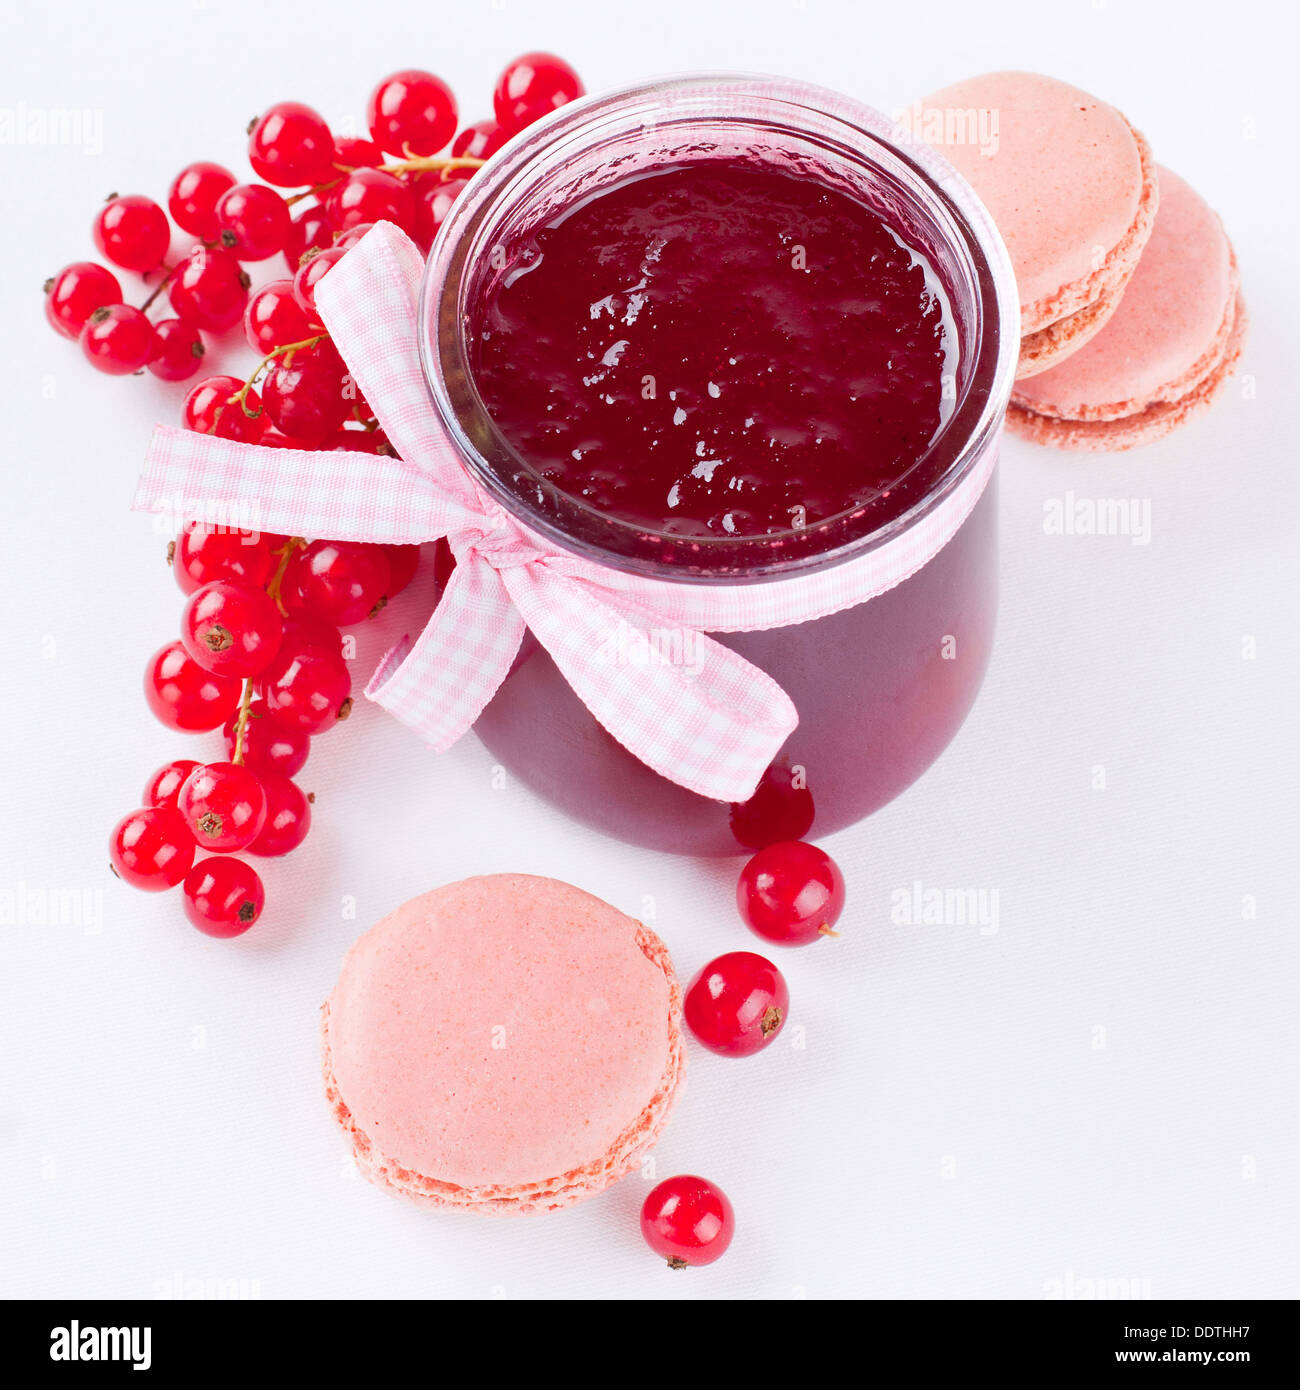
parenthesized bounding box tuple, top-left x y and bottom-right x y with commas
(112, 531, 421, 936)
(42, 50, 584, 435)
(644, 839, 846, 1268)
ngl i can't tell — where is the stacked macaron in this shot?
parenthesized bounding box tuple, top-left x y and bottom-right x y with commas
(919, 71, 1246, 450)
(322, 874, 684, 1215)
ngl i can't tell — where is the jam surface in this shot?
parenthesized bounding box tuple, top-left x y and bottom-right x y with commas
(467, 159, 957, 539)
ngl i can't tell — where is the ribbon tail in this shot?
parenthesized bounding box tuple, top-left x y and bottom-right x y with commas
(502, 565, 798, 803)
(133, 424, 482, 544)
(365, 553, 524, 750)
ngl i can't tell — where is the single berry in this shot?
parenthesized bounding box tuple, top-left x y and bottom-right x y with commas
(93, 194, 170, 272)
(171, 527, 281, 596)
(324, 168, 416, 238)
(44, 262, 121, 339)
(215, 182, 292, 261)
(451, 119, 506, 161)
(291, 246, 345, 321)
(146, 318, 205, 382)
(183, 857, 265, 937)
(640, 1175, 735, 1269)
(143, 640, 243, 732)
(332, 134, 384, 170)
(110, 807, 195, 892)
(168, 162, 236, 240)
(412, 173, 469, 251)
(248, 101, 335, 187)
(260, 338, 352, 443)
(260, 639, 352, 734)
(181, 579, 284, 678)
(247, 774, 312, 857)
(280, 614, 345, 656)
(223, 698, 310, 778)
(79, 304, 154, 374)
(169, 245, 250, 332)
(738, 841, 845, 946)
(243, 279, 313, 355)
(284, 204, 333, 271)
(493, 53, 584, 135)
(182, 375, 265, 443)
(286, 539, 391, 625)
(143, 759, 201, 811)
(177, 762, 268, 853)
(729, 761, 815, 851)
(384, 544, 420, 597)
(367, 69, 457, 156)
(684, 951, 789, 1057)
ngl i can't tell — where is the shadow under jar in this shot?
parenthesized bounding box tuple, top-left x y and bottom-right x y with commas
(420, 76, 1018, 856)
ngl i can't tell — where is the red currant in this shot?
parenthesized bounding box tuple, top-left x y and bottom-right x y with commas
(493, 53, 584, 135)
(168, 162, 236, 240)
(640, 1175, 735, 1269)
(183, 857, 264, 937)
(80, 304, 154, 374)
(44, 262, 121, 339)
(291, 247, 345, 321)
(143, 759, 201, 811)
(324, 169, 415, 238)
(325, 427, 390, 453)
(384, 544, 420, 597)
(333, 222, 376, 251)
(451, 119, 506, 161)
(729, 761, 815, 851)
(215, 182, 292, 261)
(144, 640, 243, 732)
(147, 318, 205, 382)
(93, 194, 170, 272)
(286, 540, 391, 625)
(332, 134, 384, 170)
(169, 245, 250, 332)
(412, 173, 469, 251)
(243, 280, 312, 354)
(280, 614, 345, 656)
(285, 204, 332, 271)
(110, 807, 195, 891)
(248, 101, 335, 187)
(177, 762, 268, 853)
(367, 70, 457, 157)
(684, 951, 789, 1056)
(738, 841, 845, 946)
(247, 774, 312, 857)
(261, 339, 351, 443)
(171, 527, 281, 596)
(260, 639, 352, 734)
(182, 375, 265, 444)
(224, 698, 311, 778)
(181, 579, 284, 678)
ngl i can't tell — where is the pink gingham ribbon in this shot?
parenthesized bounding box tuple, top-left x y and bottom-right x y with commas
(133, 222, 995, 802)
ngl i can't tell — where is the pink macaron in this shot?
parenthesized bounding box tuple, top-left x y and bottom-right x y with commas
(1008, 166, 1246, 451)
(918, 71, 1159, 378)
(322, 874, 685, 1215)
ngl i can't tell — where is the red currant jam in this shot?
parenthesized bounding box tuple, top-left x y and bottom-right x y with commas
(467, 159, 957, 541)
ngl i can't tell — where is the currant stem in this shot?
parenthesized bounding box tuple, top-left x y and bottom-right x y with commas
(266, 536, 307, 617)
(283, 154, 486, 207)
(230, 335, 328, 416)
(139, 260, 180, 314)
(230, 679, 255, 765)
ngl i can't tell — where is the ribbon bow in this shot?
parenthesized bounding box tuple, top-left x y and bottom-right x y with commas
(133, 222, 801, 802)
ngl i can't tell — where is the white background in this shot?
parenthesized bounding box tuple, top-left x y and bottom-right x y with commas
(1, 0, 1296, 1301)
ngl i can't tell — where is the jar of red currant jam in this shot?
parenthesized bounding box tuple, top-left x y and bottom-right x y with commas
(419, 76, 1018, 855)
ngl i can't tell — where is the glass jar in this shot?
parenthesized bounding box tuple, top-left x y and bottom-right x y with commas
(419, 75, 1018, 856)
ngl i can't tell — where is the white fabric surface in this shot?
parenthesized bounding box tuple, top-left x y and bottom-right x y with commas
(0, 0, 1295, 1299)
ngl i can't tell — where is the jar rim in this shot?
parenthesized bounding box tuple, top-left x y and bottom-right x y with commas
(418, 73, 1019, 585)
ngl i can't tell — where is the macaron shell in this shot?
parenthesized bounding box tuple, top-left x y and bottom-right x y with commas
(1013, 168, 1235, 419)
(919, 72, 1157, 341)
(1007, 284, 1246, 451)
(1016, 278, 1125, 378)
(322, 874, 684, 1214)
